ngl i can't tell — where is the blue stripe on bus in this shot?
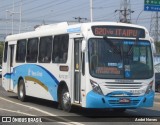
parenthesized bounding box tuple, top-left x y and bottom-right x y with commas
(3, 64, 59, 101)
(3, 73, 12, 79)
(67, 27, 81, 33)
(36, 65, 59, 84)
(86, 90, 154, 108)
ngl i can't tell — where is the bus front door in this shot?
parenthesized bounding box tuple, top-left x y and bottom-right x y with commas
(74, 38, 82, 103)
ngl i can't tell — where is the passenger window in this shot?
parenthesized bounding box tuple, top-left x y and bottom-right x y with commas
(52, 34, 69, 63)
(38, 36, 52, 63)
(16, 40, 26, 62)
(3, 42, 8, 63)
(27, 38, 38, 63)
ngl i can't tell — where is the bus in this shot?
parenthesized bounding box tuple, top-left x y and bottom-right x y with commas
(2, 22, 155, 112)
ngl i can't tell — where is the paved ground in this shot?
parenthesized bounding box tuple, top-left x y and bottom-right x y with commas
(0, 78, 159, 125)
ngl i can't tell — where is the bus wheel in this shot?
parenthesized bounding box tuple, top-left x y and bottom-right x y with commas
(60, 87, 72, 112)
(18, 79, 26, 102)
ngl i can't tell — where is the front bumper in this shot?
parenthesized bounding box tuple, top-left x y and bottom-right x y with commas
(86, 90, 154, 108)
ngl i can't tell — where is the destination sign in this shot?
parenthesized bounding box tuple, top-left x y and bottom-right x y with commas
(92, 26, 145, 38)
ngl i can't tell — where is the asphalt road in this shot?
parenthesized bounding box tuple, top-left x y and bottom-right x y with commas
(0, 78, 160, 125)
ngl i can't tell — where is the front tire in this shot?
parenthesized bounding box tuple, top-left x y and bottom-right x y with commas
(18, 79, 27, 102)
(60, 87, 72, 112)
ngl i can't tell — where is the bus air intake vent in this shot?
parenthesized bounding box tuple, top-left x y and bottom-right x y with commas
(104, 82, 142, 89)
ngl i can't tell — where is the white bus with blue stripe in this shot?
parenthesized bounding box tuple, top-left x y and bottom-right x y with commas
(2, 22, 154, 112)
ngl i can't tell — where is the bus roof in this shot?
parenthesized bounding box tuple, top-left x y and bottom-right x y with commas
(5, 22, 149, 41)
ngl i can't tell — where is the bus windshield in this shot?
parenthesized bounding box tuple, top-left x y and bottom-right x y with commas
(88, 38, 153, 79)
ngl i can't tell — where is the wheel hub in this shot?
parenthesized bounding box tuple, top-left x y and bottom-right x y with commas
(19, 85, 24, 98)
(63, 92, 70, 107)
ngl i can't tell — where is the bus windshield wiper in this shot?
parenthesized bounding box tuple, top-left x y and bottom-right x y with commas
(127, 33, 139, 55)
(103, 36, 121, 55)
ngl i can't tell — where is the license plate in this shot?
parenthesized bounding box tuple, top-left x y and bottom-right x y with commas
(119, 98, 130, 103)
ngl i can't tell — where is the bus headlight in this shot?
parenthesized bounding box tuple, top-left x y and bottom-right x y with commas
(90, 80, 103, 95)
(145, 81, 153, 94)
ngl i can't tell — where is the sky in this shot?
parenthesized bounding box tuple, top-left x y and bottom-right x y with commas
(0, 0, 155, 41)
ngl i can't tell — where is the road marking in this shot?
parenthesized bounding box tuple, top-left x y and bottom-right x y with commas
(0, 97, 84, 125)
(0, 108, 35, 116)
(0, 108, 71, 125)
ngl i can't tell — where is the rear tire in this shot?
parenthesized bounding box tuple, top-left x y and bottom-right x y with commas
(18, 79, 27, 102)
(60, 87, 72, 112)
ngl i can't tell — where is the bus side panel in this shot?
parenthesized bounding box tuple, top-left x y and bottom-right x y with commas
(10, 64, 59, 101)
(25, 79, 53, 101)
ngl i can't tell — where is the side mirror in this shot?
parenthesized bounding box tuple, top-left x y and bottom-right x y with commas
(82, 40, 86, 52)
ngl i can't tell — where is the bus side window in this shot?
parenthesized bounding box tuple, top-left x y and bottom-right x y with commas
(16, 39, 27, 63)
(52, 34, 69, 63)
(38, 36, 52, 63)
(26, 38, 38, 63)
(3, 42, 8, 63)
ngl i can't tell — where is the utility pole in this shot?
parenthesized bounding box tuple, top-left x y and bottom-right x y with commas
(150, 12, 160, 42)
(6, 0, 22, 35)
(6, 11, 8, 36)
(90, 0, 93, 22)
(19, 0, 22, 33)
(74, 17, 87, 23)
(115, 0, 134, 23)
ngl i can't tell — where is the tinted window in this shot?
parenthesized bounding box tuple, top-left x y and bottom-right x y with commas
(27, 38, 38, 63)
(52, 34, 69, 63)
(3, 42, 8, 62)
(16, 40, 26, 62)
(88, 38, 153, 79)
(38, 36, 52, 63)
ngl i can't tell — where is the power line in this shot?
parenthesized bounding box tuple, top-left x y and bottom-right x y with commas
(22, 0, 79, 21)
(28, 1, 88, 20)
(0, 0, 152, 38)
(0, 18, 62, 23)
(22, 0, 57, 14)
(0, 0, 38, 12)
(23, 0, 73, 15)
(0, 0, 20, 11)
